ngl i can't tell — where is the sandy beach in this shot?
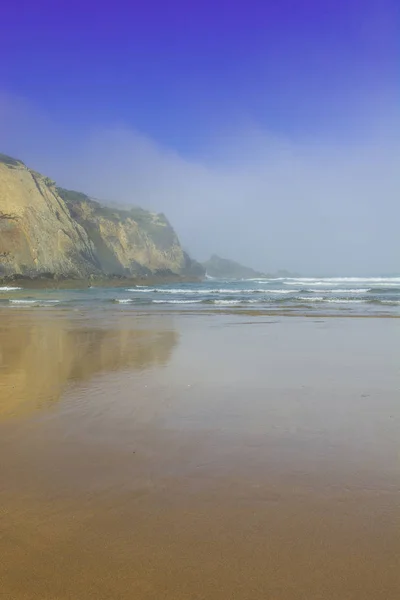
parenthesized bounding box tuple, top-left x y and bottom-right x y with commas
(1, 309, 399, 599)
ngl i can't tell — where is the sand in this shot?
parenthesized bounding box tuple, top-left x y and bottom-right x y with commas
(0, 310, 399, 599)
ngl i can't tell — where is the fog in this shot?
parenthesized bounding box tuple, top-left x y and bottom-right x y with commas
(1, 92, 399, 276)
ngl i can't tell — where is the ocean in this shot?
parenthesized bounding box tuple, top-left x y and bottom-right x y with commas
(1, 276, 400, 316)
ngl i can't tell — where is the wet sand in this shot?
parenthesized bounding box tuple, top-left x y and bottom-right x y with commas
(1, 310, 399, 599)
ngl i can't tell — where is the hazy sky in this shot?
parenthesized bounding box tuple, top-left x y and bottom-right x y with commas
(1, 0, 399, 275)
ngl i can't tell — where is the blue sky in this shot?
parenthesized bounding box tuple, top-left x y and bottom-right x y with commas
(2, 0, 398, 146)
(1, 0, 399, 273)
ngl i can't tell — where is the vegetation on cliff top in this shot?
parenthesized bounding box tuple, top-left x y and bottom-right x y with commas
(0, 154, 204, 281)
(0, 153, 25, 168)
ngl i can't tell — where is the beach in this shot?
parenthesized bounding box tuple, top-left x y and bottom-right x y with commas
(1, 307, 399, 599)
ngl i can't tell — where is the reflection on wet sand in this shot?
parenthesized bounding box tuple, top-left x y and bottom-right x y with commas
(0, 311, 178, 419)
(0, 313, 399, 599)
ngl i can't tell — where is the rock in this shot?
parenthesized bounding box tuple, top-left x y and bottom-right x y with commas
(0, 154, 204, 280)
(202, 255, 268, 280)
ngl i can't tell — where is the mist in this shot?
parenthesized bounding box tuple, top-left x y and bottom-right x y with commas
(1, 91, 399, 276)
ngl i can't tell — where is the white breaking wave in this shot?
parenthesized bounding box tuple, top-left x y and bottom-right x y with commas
(325, 299, 365, 304)
(9, 299, 60, 305)
(213, 299, 259, 305)
(128, 288, 269, 295)
(306, 288, 370, 294)
(241, 278, 272, 282)
(152, 299, 203, 304)
(286, 277, 400, 282)
(0, 286, 22, 291)
(128, 288, 211, 294)
(295, 297, 364, 303)
(151, 299, 260, 305)
(284, 277, 400, 287)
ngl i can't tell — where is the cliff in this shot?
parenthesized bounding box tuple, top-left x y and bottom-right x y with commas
(57, 188, 203, 278)
(0, 153, 203, 280)
(203, 255, 268, 280)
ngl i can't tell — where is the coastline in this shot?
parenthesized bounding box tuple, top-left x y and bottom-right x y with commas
(1, 275, 399, 317)
(0, 273, 204, 290)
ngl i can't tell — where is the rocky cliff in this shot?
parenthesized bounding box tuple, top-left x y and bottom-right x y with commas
(0, 153, 203, 280)
(203, 255, 268, 279)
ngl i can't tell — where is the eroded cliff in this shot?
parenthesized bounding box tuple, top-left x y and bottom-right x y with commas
(0, 154, 203, 280)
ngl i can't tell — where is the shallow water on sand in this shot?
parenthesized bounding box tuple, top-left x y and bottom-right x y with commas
(1, 310, 399, 599)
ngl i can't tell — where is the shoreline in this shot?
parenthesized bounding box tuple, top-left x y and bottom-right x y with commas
(1, 276, 399, 319)
(0, 305, 398, 318)
(0, 274, 203, 290)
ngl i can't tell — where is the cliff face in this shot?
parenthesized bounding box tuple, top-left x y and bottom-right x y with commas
(0, 154, 203, 280)
(0, 155, 99, 278)
(58, 188, 199, 277)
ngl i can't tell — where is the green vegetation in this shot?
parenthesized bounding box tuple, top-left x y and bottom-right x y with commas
(58, 188, 176, 249)
(57, 188, 91, 205)
(0, 153, 24, 167)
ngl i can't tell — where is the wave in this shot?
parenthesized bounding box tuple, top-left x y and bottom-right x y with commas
(128, 287, 273, 295)
(128, 288, 215, 294)
(295, 297, 365, 304)
(152, 299, 203, 304)
(366, 286, 400, 293)
(284, 277, 400, 283)
(127, 287, 396, 297)
(241, 278, 271, 282)
(117, 293, 398, 307)
(148, 297, 372, 306)
(305, 288, 370, 294)
(152, 299, 259, 305)
(128, 284, 400, 296)
(212, 299, 259, 305)
(284, 278, 400, 288)
(9, 299, 60, 306)
(324, 299, 365, 304)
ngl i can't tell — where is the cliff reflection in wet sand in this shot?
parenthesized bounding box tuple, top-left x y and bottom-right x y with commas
(0, 311, 178, 419)
(1, 313, 399, 600)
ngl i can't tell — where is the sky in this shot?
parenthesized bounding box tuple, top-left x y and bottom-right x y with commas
(1, 0, 399, 275)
